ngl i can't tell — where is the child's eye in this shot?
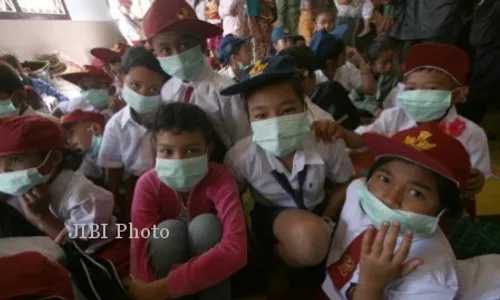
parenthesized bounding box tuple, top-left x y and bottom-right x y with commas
(409, 189, 423, 198)
(160, 47, 171, 56)
(186, 148, 200, 155)
(254, 113, 266, 120)
(282, 107, 297, 115)
(377, 175, 390, 184)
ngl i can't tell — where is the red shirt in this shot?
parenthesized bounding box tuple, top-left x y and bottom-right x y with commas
(130, 163, 247, 298)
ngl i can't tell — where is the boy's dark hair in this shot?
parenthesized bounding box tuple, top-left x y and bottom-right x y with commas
(149, 102, 214, 144)
(0, 62, 24, 96)
(364, 39, 398, 63)
(242, 76, 305, 111)
(121, 46, 170, 81)
(279, 46, 320, 74)
(367, 157, 463, 218)
(315, 8, 335, 21)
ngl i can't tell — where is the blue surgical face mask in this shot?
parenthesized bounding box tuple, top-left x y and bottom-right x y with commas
(398, 90, 452, 122)
(89, 135, 102, 158)
(155, 155, 209, 192)
(251, 112, 310, 157)
(0, 152, 53, 196)
(121, 85, 162, 114)
(158, 45, 206, 82)
(0, 99, 19, 119)
(359, 182, 443, 237)
(82, 89, 109, 108)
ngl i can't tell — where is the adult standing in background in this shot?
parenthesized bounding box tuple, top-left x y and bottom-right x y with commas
(247, 0, 277, 59)
(277, 0, 301, 34)
(219, 0, 247, 37)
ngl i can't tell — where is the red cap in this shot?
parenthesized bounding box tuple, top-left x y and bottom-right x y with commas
(362, 124, 471, 191)
(90, 42, 129, 63)
(404, 43, 469, 85)
(0, 116, 65, 157)
(143, 0, 222, 40)
(61, 110, 105, 128)
(60, 65, 113, 86)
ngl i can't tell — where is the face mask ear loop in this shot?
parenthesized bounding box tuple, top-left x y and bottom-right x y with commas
(436, 209, 446, 219)
(35, 150, 54, 176)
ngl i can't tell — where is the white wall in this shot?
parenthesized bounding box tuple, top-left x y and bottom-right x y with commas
(66, 0, 114, 21)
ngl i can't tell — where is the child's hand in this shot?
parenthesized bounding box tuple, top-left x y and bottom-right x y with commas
(358, 20, 372, 37)
(358, 223, 423, 291)
(20, 185, 52, 220)
(311, 119, 344, 142)
(346, 46, 363, 62)
(128, 279, 168, 300)
(467, 168, 485, 194)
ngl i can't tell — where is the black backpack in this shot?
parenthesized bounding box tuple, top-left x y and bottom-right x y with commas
(62, 241, 129, 300)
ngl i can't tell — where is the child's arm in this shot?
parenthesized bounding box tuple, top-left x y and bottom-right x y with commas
(345, 47, 377, 95)
(97, 122, 124, 197)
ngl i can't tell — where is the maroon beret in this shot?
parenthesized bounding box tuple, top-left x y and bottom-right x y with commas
(61, 110, 105, 128)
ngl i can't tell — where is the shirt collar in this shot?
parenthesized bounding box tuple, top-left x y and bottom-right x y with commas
(120, 105, 134, 128)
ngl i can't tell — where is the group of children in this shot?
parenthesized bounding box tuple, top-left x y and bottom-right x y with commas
(0, 0, 499, 299)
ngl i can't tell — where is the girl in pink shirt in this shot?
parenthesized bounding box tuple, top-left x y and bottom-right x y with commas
(128, 102, 247, 300)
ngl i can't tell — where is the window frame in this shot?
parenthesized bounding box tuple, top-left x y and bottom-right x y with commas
(0, 0, 70, 20)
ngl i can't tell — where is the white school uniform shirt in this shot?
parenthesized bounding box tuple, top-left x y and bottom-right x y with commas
(161, 62, 251, 148)
(78, 154, 103, 179)
(355, 106, 492, 177)
(335, 0, 374, 20)
(219, 0, 245, 36)
(315, 62, 363, 92)
(456, 254, 500, 300)
(322, 178, 459, 300)
(224, 133, 354, 208)
(382, 83, 404, 109)
(97, 105, 155, 177)
(219, 66, 238, 82)
(8, 169, 117, 252)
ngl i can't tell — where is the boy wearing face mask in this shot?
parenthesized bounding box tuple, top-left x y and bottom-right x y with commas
(97, 46, 171, 221)
(339, 43, 491, 195)
(0, 62, 59, 122)
(60, 66, 114, 121)
(218, 34, 252, 82)
(143, 0, 251, 150)
(222, 56, 354, 297)
(271, 26, 301, 54)
(128, 103, 246, 300)
(90, 42, 129, 94)
(61, 110, 105, 183)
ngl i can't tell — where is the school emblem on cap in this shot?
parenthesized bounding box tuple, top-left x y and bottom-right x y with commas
(249, 60, 268, 78)
(403, 130, 436, 151)
(177, 8, 189, 20)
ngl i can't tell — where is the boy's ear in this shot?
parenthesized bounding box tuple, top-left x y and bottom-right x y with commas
(455, 86, 469, 103)
(92, 123, 104, 136)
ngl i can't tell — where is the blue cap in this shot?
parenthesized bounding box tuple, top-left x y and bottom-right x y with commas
(271, 26, 300, 43)
(309, 29, 345, 66)
(218, 34, 251, 63)
(220, 55, 298, 95)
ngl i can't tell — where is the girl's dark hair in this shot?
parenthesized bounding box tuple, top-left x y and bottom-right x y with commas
(242, 75, 305, 110)
(364, 39, 398, 63)
(315, 8, 335, 20)
(148, 102, 214, 144)
(366, 157, 463, 218)
(0, 62, 24, 96)
(279, 46, 320, 73)
(121, 46, 170, 81)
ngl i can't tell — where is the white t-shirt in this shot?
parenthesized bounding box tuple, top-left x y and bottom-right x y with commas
(315, 62, 363, 92)
(322, 179, 459, 300)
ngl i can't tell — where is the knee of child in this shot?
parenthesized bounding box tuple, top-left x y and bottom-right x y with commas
(188, 213, 222, 255)
(148, 219, 188, 247)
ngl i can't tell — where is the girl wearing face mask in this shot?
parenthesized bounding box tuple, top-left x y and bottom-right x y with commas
(60, 65, 115, 121)
(218, 34, 252, 82)
(61, 110, 105, 184)
(127, 102, 246, 300)
(0, 116, 121, 265)
(97, 46, 170, 222)
(321, 124, 500, 300)
(338, 43, 491, 196)
(222, 55, 354, 298)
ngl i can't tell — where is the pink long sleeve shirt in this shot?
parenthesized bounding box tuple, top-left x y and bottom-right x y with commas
(130, 162, 247, 298)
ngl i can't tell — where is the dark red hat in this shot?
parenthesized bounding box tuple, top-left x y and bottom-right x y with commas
(404, 43, 469, 85)
(0, 116, 65, 157)
(143, 0, 222, 40)
(90, 42, 129, 63)
(60, 65, 113, 86)
(362, 124, 471, 191)
(61, 110, 105, 128)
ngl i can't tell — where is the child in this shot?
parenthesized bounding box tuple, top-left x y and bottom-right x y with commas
(205, 0, 223, 58)
(0, 62, 59, 122)
(321, 124, 500, 300)
(222, 55, 354, 295)
(280, 46, 361, 130)
(218, 34, 252, 82)
(315, 8, 336, 33)
(128, 102, 247, 300)
(349, 39, 399, 119)
(143, 0, 251, 149)
(91, 42, 129, 93)
(0, 115, 116, 251)
(334, 0, 374, 46)
(98, 46, 170, 220)
(340, 43, 491, 195)
(60, 65, 115, 121)
(61, 110, 105, 182)
(271, 25, 301, 53)
(310, 30, 376, 95)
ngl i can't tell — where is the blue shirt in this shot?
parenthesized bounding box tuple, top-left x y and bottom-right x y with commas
(29, 77, 69, 103)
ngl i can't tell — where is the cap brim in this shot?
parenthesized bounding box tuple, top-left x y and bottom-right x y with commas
(61, 72, 112, 85)
(90, 48, 121, 63)
(220, 72, 296, 96)
(362, 133, 458, 185)
(151, 19, 222, 40)
(273, 34, 301, 43)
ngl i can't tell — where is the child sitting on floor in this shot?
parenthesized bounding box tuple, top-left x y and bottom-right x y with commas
(128, 102, 247, 300)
